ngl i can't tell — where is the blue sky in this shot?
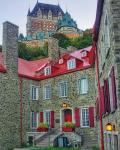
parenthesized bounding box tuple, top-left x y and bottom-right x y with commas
(0, 0, 97, 44)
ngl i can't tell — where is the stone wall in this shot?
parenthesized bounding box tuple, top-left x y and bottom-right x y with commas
(0, 22, 20, 150)
(21, 66, 97, 147)
(96, 0, 120, 149)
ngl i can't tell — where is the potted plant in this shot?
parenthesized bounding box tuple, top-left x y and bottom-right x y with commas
(37, 122, 49, 132)
(62, 122, 75, 132)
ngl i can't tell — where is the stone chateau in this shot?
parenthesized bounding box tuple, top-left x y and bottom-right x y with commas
(19, 1, 82, 47)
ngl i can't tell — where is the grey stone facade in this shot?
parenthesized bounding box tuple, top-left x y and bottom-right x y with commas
(0, 21, 97, 149)
(0, 22, 20, 150)
(95, 0, 120, 149)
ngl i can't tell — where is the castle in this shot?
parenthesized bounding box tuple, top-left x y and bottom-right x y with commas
(19, 2, 82, 47)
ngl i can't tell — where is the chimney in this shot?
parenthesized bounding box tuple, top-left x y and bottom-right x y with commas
(2, 21, 19, 73)
(48, 38, 60, 62)
(67, 46, 77, 53)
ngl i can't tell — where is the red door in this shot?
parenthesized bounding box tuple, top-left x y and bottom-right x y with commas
(64, 109, 72, 122)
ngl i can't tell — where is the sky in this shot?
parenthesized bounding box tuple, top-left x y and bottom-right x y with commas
(0, 0, 97, 44)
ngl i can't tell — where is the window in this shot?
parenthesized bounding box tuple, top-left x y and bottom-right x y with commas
(44, 111, 51, 126)
(44, 84, 51, 100)
(44, 66, 51, 76)
(31, 112, 38, 128)
(104, 13, 110, 54)
(67, 59, 76, 70)
(81, 108, 89, 127)
(81, 51, 87, 57)
(31, 86, 39, 100)
(78, 78, 88, 94)
(59, 82, 68, 97)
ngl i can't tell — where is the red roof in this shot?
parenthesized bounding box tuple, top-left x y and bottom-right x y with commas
(0, 46, 95, 80)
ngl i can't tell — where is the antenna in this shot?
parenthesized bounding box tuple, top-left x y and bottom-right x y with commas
(57, 0, 59, 5)
(65, 3, 68, 12)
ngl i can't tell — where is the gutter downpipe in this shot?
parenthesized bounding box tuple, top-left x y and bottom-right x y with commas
(19, 77, 23, 145)
(94, 42, 104, 150)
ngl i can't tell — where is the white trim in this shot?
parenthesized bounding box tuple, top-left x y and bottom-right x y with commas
(60, 107, 74, 131)
(59, 81, 68, 97)
(43, 84, 51, 100)
(30, 85, 39, 100)
(31, 112, 39, 129)
(81, 107, 89, 128)
(44, 66, 51, 76)
(67, 58, 76, 70)
(43, 110, 51, 126)
(77, 77, 88, 95)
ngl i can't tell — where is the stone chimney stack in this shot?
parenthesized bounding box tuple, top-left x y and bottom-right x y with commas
(2, 21, 19, 73)
(67, 46, 77, 53)
(48, 38, 60, 62)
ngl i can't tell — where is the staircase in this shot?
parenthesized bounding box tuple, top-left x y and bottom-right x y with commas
(35, 128, 60, 147)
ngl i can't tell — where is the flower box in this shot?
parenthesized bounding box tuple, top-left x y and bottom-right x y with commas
(37, 127, 48, 132)
(62, 127, 75, 132)
(37, 122, 49, 132)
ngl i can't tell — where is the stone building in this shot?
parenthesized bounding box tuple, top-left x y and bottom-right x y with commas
(19, 2, 82, 47)
(0, 21, 97, 150)
(94, 0, 120, 149)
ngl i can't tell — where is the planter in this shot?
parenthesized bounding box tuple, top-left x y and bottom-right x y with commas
(37, 127, 48, 132)
(62, 127, 75, 132)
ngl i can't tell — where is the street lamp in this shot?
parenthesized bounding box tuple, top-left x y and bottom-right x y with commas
(105, 123, 113, 132)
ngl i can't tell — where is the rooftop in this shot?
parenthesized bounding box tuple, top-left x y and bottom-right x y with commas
(28, 2, 64, 17)
(0, 46, 94, 80)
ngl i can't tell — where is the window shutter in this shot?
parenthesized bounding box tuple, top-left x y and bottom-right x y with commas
(40, 112, 43, 123)
(74, 107, 80, 127)
(96, 97, 99, 120)
(104, 79, 111, 114)
(89, 107, 94, 128)
(100, 86, 105, 115)
(111, 67, 117, 110)
(50, 111, 54, 128)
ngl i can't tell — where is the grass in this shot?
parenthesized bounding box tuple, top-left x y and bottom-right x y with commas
(30, 147, 80, 150)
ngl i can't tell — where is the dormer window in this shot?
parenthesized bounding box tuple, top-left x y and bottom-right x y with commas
(44, 66, 51, 76)
(59, 58, 64, 64)
(81, 51, 87, 57)
(67, 59, 76, 70)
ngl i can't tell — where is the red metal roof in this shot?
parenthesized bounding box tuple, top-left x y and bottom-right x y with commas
(0, 46, 95, 80)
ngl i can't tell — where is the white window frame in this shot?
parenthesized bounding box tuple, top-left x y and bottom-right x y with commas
(43, 84, 51, 100)
(44, 66, 51, 76)
(31, 85, 39, 100)
(81, 108, 89, 128)
(44, 110, 51, 126)
(78, 77, 88, 94)
(31, 112, 39, 129)
(67, 58, 76, 70)
(59, 81, 68, 97)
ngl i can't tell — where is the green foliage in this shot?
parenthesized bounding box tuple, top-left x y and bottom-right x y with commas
(18, 42, 48, 60)
(18, 32, 92, 61)
(30, 147, 80, 150)
(52, 33, 92, 49)
(64, 122, 75, 128)
(70, 35, 92, 49)
(52, 33, 71, 49)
